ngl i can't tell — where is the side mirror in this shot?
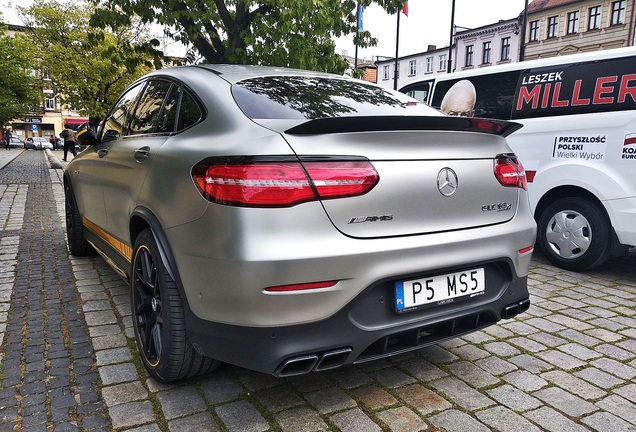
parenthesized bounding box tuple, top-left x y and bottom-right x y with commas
(76, 122, 98, 147)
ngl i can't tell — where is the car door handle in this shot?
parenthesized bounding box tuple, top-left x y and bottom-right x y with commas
(134, 147, 150, 163)
(97, 148, 109, 158)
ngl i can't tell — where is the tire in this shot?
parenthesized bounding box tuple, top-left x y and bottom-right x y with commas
(537, 197, 611, 271)
(65, 182, 95, 256)
(131, 229, 219, 382)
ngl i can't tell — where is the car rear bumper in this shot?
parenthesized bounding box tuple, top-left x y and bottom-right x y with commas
(184, 267, 529, 376)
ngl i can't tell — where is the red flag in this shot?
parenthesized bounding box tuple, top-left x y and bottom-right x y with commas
(402, 1, 408, 16)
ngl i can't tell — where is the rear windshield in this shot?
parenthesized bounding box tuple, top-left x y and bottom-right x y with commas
(232, 76, 437, 120)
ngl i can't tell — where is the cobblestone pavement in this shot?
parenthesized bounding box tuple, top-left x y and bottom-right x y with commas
(0, 150, 635, 432)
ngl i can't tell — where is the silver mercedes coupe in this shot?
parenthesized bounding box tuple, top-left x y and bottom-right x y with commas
(65, 65, 536, 382)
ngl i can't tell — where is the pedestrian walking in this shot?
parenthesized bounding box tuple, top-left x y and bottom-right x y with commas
(60, 125, 77, 161)
(3, 128, 12, 150)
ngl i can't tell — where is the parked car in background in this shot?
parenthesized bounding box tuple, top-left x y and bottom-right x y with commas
(7, 137, 25, 149)
(25, 137, 53, 150)
(65, 65, 536, 383)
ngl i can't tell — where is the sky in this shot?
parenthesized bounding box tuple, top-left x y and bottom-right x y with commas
(2, 0, 529, 59)
(336, 0, 529, 60)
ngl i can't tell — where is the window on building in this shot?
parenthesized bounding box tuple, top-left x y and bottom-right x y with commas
(529, 20, 540, 41)
(425, 57, 433, 73)
(482, 41, 492, 64)
(45, 96, 56, 110)
(410, 60, 418, 76)
(588, 6, 601, 30)
(395, 62, 400, 79)
(501, 37, 511, 61)
(383, 65, 389, 80)
(465, 45, 474, 67)
(611, 1, 625, 25)
(567, 11, 579, 34)
(548, 15, 559, 38)
(438, 54, 447, 71)
(43, 68, 51, 80)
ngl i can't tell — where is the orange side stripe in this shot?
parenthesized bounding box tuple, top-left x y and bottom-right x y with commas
(82, 217, 132, 263)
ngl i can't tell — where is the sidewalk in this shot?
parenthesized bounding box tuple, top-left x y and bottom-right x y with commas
(1, 149, 635, 432)
(0, 148, 23, 170)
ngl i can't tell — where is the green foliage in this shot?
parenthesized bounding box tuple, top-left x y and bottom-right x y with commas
(17, 0, 157, 120)
(0, 31, 42, 127)
(89, 0, 408, 73)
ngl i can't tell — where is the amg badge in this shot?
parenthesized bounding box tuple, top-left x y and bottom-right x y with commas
(348, 215, 394, 224)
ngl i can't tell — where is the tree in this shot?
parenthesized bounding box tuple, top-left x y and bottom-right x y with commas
(90, 0, 407, 73)
(16, 0, 157, 121)
(0, 29, 42, 128)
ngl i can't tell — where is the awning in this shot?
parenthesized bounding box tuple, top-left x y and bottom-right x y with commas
(64, 118, 89, 125)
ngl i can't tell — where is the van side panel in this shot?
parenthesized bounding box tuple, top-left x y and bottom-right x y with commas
(424, 47, 636, 270)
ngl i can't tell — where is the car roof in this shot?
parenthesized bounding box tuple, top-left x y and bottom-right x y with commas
(145, 64, 353, 86)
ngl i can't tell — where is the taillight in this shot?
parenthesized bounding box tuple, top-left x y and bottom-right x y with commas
(191, 159, 379, 207)
(494, 155, 527, 190)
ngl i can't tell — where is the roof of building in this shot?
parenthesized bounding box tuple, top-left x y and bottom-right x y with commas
(528, 0, 580, 13)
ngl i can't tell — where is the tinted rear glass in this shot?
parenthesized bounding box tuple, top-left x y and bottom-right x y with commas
(232, 76, 435, 120)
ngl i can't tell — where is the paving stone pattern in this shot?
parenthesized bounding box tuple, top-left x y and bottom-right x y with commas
(0, 150, 635, 431)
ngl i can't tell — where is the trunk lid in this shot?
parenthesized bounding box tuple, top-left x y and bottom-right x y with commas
(282, 117, 522, 239)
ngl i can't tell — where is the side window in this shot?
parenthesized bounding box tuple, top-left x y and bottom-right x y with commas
(400, 80, 433, 104)
(129, 80, 172, 135)
(431, 71, 520, 120)
(176, 89, 203, 131)
(156, 85, 180, 133)
(100, 83, 144, 143)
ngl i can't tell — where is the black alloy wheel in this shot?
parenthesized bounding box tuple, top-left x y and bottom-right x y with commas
(64, 182, 94, 256)
(131, 229, 218, 382)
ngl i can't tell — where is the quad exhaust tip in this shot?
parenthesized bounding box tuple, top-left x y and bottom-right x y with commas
(275, 348, 353, 377)
(502, 298, 530, 319)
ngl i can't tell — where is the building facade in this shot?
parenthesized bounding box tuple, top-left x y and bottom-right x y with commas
(3, 24, 87, 142)
(374, 18, 523, 93)
(523, 0, 636, 59)
(453, 19, 522, 71)
(375, 45, 450, 92)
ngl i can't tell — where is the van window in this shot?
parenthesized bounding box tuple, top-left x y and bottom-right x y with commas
(431, 71, 520, 119)
(400, 80, 434, 103)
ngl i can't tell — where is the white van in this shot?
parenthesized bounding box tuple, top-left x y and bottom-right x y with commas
(404, 47, 636, 271)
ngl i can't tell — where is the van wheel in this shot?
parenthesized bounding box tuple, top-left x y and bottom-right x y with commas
(131, 229, 219, 382)
(537, 197, 611, 271)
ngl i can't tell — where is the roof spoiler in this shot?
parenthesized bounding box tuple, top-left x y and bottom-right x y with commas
(285, 116, 523, 138)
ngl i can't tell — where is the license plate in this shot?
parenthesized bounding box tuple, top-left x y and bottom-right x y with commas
(395, 268, 485, 313)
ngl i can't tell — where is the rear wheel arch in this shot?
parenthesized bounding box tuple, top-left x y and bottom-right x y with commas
(534, 186, 619, 271)
(533, 185, 602, 223)
(129, 209, 178, 285)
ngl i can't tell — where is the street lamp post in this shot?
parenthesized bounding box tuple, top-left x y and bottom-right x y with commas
(520, 0, 529, 61)
(447, 0, 456, 73)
